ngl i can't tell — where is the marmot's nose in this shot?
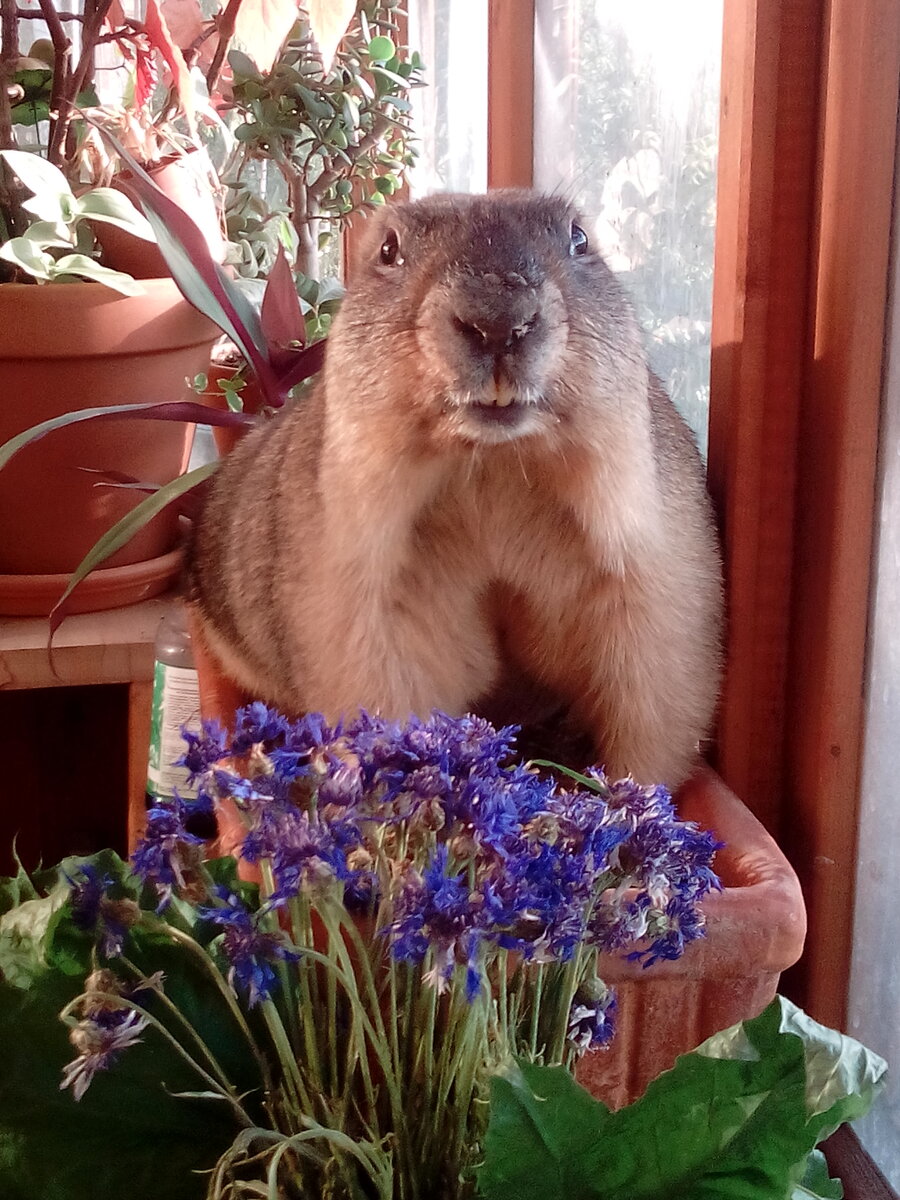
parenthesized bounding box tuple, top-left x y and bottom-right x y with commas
(451, 309, 540, 357)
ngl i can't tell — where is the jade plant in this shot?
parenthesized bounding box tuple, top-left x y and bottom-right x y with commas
(222, 0, 424, 279)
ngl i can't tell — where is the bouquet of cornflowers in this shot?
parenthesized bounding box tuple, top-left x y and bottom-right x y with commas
(54, 704, 721, 1199)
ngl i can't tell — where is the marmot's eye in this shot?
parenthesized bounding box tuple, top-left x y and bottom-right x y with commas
(379, 229, 403, 266)
(569, 223, 589, 257)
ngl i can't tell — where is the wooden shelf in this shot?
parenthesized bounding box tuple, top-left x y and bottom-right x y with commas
(0, 595, 179, 850)
(0, 593, 175, 691)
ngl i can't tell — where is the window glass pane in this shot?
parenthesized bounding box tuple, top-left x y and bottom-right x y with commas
(407, 0, 489, 197)
(533, 0, 723, 453)
(847, 120, 900, 1190)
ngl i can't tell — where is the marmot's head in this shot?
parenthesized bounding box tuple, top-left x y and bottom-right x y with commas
(326, 192, 648, 452)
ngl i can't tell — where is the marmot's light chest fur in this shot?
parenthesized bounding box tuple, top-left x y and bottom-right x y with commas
(190, 192, 723, 787)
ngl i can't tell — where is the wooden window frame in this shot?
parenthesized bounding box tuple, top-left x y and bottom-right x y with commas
(487, 0, 900, 1033)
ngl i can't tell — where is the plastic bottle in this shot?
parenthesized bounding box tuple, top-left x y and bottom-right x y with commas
(146, 602, 201, 805)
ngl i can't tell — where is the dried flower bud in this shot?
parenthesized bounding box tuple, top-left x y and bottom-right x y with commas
(449, 832, 476, 859)
(101, 898, 142, 930)
(524, 813, 561, 845)
(347, 848, 374, 873)
(412, 797, 446, 834)
(247, 744, 275, 777)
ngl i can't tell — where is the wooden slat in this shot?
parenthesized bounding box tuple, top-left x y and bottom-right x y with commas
(487, 0, 534, 189)
(127, 679, 153, 851)
(0, 595, 171, 690)
(783, 0, 900, 1030)
(707, 0, 824, 831)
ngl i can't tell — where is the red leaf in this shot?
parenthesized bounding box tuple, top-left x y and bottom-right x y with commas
(278, 338, 327, 391)
(105, 0, 128, 31)
(144, 0, 196, 133)
(160, 0, 217, 67)
(260, 243, 305, 352)
(134, 39, 160, 111)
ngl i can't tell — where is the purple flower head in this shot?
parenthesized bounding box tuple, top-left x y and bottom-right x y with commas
(628, 893, 712, 968)
(66, 866, 136, 958)
(388, 846, 478, 985)
(131, 791, 210, 908)
(61, 1008, 148, 1100)
(615, 815, 722, 903)
(229, 702, 291, 755)
(177, 719, 229, 782)
(567, 980, 617, 1054)
(242, 806, 350, 899)
(200, 889, 300, 1006)
(60, 968, 163, 1100)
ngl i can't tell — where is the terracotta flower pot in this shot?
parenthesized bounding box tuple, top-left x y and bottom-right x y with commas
(96, 149, 227, 280)
(200, 365, 264, 457)
(0, 279, 218, 615)
(575, 767, 807, 1108)
(188, 617, 807, 1108)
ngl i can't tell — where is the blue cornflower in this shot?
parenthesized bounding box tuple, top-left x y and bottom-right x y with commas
(131, 791, 210, 907)
(242, 807, 349, 898)
(230, 702, 291, 755)
(388, 847, 477, 987)
(60, 968, 162, 1100)
(588, 893, 653, 953)
(567, 980, 617, 1053)
(617, 816, 722, 901)
(199, 889, 300, 1006)
(61, 1008, 148, 1100)
(67, 866, 137, 958)
(630, 893, 712, 967)
(178, 719, 229, 782)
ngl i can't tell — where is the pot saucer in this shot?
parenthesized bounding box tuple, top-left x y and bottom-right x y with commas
(0, 545, 184, 617)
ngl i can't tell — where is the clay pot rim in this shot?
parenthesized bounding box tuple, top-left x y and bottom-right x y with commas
(0, 277, 218, 357)
(0, 543, 184, 617)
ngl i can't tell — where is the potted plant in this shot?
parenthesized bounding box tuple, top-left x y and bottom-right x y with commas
(0, 706, 883, 1198)
(199, 0, 423, 442)
(0, 0, 422, 618)
(0, 0, 228, 616)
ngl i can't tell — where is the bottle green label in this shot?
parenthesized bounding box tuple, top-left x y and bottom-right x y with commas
(146, 661, 201, 800)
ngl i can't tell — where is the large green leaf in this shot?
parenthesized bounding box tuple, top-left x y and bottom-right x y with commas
(75, 189, 155, 240)
(0, 853, 265, 1200)
(478, 997, 887, 1200)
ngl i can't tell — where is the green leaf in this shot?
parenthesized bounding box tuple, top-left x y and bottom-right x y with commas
(22, 219, 73, 247)
(792, 1150, 843, 1198)
(0, 236, 54, 279)
(0, 884, 68, 988)
(367, 36, 395, 63)
(478, 997, 887, 1200)
(0, 883, 260, 1200)
(51, 254, 142, 295)
(75, 189, 155, 240)
(0, 149, 71, 207)
(10, 100, 50, 126)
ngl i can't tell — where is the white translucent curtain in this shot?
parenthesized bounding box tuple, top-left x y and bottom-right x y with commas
(533, 0, 723, 452)
(847, 114, 900, 1190)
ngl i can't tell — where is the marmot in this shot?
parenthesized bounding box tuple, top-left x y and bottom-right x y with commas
(189, 191, 723, 787)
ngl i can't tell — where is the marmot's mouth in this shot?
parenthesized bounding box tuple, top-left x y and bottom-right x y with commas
(468, 399, 529, 426)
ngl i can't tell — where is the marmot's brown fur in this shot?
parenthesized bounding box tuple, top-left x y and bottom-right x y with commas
(189, 192, 723, 786)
